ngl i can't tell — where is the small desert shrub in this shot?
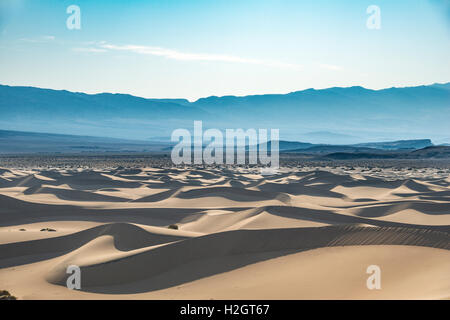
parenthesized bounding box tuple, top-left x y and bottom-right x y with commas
(0, 290, 17, 300)
(168, 224, 179, 230)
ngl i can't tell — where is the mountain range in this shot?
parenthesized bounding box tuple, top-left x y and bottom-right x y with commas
(2, 129, 449, 160)
(0, 83, 449, 144)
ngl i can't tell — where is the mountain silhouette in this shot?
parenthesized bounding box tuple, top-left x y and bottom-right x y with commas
(0, 83, 448, 143)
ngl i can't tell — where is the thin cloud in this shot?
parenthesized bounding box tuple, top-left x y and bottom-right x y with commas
(97, 43, 303, 70)
(319, 64, 344, 71)
(18, 35, 55, 43)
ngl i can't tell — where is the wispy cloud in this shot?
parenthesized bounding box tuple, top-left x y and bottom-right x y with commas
(18, 35, 55, 43)
(319, 63, 343, 71)
(92, 43, 303, 69)
(73, 47, 107, 53)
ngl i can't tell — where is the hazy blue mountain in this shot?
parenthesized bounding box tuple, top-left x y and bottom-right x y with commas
(251, 140, 315, 151)
(1, 129, 446, 158)
(0, 83, 448, 142)
(148, 98, 191, 105)
(0, 129, 170, 154)
(264, 139, 435, 153)
(353, 139, 433, 150)
(298, 131, 360, 144)
(191, 83, 450, 142)
(0, 85, 209, 139)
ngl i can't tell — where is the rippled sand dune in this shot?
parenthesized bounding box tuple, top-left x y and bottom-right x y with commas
(0, 165, 449, 299)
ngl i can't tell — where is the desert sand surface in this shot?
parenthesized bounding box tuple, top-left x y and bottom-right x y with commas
(0, 160, 449, 299)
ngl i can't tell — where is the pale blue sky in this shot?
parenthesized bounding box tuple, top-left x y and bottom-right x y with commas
(0, 0, 449, 100)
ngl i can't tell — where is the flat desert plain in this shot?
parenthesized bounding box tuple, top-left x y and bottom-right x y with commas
(0, 161, 449, 299)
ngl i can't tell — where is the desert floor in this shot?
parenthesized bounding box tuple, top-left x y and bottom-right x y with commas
(0, 161, 449, 299)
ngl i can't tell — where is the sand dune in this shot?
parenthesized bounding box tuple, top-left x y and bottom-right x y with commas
(40, 225, 448, 291)
(0, 165, 449, 299)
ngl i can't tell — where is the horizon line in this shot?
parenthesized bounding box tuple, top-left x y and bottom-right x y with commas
(1, 81, 449, 103)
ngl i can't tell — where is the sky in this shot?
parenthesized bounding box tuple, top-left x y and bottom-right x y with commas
(0, 0, 449, 101)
